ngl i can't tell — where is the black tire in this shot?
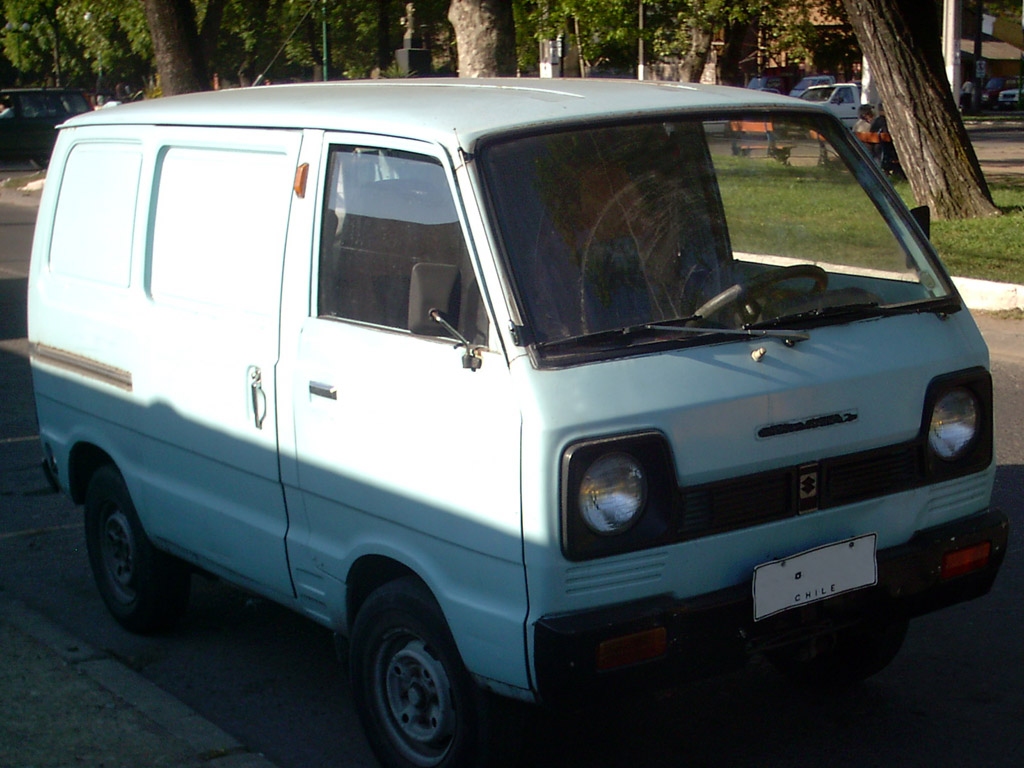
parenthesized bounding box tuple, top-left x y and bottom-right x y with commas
(349, 577, 521, 768)
(84, 464, 191, 633)
(769, 616, 909, 689)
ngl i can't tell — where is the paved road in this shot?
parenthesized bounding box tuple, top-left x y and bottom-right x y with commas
(966, 121, 1024, 179)
(2, 163, 1023, 767)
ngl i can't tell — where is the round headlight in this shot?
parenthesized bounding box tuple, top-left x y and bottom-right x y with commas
(929, 388, 979, 461)
(578, 453, 647, 535)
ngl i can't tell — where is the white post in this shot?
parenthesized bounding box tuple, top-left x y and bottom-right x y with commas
(942, 0, 962, 98)
(861, 55, 879, 107)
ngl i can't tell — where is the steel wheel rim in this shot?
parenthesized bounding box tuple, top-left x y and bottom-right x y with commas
(373, 632, 455, 766)
(100, 507, 137, 605)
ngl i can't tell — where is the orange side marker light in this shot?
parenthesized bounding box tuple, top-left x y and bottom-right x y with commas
(293, 163, 309, 198)
(940, 541, 991, 581)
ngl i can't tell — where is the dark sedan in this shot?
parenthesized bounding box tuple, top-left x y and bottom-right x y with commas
(0, 88, 92, 166)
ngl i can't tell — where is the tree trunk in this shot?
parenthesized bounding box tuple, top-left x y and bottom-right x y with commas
(841, 0, 996, 219)
(200, 0, 227, 66)
(447, 0, 516, 77)
(679, 25, 712, 83)
(143, 0, 209, 95)
(718, 20, 750, 86)
(378, 0, 392, 73)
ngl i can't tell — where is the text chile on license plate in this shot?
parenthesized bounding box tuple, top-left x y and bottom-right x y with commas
(752, 533, 878, 621)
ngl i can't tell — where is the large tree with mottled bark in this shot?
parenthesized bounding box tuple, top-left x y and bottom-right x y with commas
(142, 0, 212, 94)
(448, 0, 515, 76)
(842, 0, 997, 220)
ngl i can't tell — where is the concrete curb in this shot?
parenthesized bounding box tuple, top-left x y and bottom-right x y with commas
(1, 598, 281, 768)
(953, 275, 1024, 312)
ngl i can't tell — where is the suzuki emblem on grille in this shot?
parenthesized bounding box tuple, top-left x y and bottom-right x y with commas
(798, 463, 819, 514)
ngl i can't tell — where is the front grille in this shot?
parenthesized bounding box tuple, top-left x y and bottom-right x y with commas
(677, 442, 923, 542)
(681, 471, 792, 538)
(822, 444, 922, 506)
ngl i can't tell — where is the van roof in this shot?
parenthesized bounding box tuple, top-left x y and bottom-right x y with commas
(62, 79, 818, 149)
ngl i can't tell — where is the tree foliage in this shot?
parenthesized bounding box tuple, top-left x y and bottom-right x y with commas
(1, 1, 862, 89)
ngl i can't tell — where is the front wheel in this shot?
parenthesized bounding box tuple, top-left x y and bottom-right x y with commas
(349, 577, 520, 768)
(84, 465, 191, 633)
(768, 616, 909, 689)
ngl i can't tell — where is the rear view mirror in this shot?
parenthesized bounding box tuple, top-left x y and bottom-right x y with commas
(408, 262, 460, 336)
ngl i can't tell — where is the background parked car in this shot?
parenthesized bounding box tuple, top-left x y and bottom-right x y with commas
(798, 83, 862, 128)
(746, 76, 785, 93)
(997, 84, 1023, 111)
(789, 75, 835, 99)
(981, 76, 1017, 110)
(0, 88, 92, 166)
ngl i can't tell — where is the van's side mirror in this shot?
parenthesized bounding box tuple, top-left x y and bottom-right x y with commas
(910, 205, 930, 238)
(408, 262, 460, 337)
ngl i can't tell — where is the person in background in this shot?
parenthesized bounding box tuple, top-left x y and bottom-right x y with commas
(961, 79, 975, 111)
(853, 104, 874, 135)
(869, 103, 900, 176)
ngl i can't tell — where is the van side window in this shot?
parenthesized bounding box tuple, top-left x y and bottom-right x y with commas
(50, 143, 141, 287)
(149, 145, 294, 315)
(318, 146, 488, 345)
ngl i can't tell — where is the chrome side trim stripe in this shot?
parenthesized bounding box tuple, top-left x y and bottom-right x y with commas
(29, 343, 133, 392)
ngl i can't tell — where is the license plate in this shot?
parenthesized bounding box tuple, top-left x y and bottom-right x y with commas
(752, 534, 877, 621)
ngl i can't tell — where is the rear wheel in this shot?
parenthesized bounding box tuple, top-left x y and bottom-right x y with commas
(84, 465, 191, 633)
(349, 577, 520, 768)
(769, 616, 909, 688)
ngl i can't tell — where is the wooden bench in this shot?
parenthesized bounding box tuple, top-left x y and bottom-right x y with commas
(855, 131, 893, 145)
(855, 131, 902, 176)
(730, 120, 793, 164)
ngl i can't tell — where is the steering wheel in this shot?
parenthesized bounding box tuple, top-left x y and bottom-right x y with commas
(694, 264, 829, 325)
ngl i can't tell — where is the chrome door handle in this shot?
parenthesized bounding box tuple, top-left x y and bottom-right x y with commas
(249, 366, 266, 429)
(309, 381, 337, 400)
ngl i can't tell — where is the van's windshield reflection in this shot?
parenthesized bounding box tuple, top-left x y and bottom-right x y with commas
(480, 113, 953, 359)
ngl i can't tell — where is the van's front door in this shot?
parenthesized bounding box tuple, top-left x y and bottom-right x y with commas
(280, 135, 529, 686)
(137, 128, 302, 600)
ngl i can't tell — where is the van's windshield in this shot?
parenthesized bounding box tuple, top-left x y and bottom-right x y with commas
(480, 113, 953, 360)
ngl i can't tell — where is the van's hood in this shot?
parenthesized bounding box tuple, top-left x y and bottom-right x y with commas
(512, 311, 988, 485)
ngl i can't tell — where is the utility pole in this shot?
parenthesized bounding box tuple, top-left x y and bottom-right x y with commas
(638, 1, 645, 81)
(973, 1, 983, 113)
(322, 0, 328, 81)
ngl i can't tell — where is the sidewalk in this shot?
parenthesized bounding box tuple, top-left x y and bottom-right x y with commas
(0, 598, 281, 768)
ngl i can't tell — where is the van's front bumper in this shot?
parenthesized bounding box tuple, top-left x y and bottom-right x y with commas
(533, 509, 1008, 703)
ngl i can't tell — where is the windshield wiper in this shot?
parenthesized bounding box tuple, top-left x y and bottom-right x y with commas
(747, 301, 929, 332)
(534, 315, 701, 351)
(535, 314, 809, 352)
(644, 322, 810, 344)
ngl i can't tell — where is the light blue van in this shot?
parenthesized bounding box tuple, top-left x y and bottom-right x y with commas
(28, 80, 1008, 768)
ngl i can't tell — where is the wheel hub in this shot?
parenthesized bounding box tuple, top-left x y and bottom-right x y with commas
(382, 639, 454, 751)
(101, 510, 136, 601)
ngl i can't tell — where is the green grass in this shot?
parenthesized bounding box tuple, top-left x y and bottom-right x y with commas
(714, 151, 1024, 287)
(896, 179, 1024, 285)
(716, 158, 907, 272)
(0, 171, 45, 189)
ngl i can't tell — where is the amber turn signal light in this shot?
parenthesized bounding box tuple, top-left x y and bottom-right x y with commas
(596, 627, 668, 671)
(940, 541, 991, 581)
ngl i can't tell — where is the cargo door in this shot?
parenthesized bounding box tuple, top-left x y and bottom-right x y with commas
(136, 128, 302, 601)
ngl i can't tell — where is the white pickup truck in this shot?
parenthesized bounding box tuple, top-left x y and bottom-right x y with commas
(799, 82, 863, 128)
